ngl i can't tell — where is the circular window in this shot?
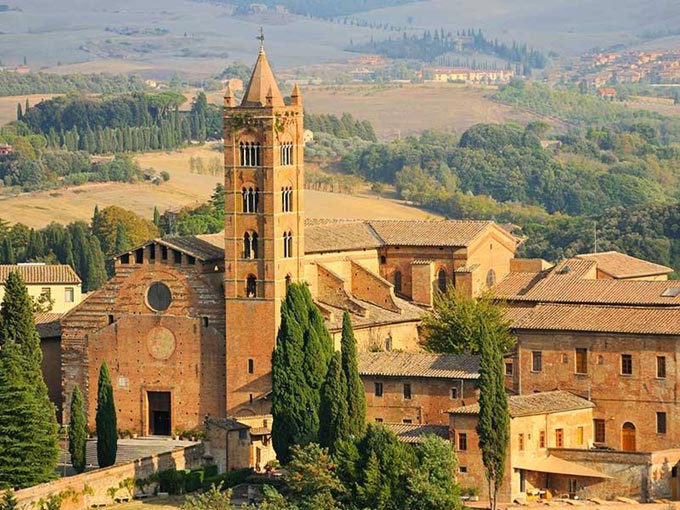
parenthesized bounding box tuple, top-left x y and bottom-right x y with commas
(147, 282, 172, 312)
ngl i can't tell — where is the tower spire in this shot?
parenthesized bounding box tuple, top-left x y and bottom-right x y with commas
(241, 31, 284, 107)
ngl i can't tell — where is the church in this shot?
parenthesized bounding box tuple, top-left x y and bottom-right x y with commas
(60, 42, 521, 436)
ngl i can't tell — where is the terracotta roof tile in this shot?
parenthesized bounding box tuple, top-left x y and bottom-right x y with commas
(359, 352, 479, 379)
(577, 251, 673, 278)
(0, 264, 81, 285)
(241, 47, 284, 107)
(367, 220, 494, 247)
(305, 221, 382, 253)
(509, 303, 680, 335)
(34, 312, 64, 338)
(449, 391, 594, 417)
(385, 423, 450, 443)
(323, 296, 424, 332)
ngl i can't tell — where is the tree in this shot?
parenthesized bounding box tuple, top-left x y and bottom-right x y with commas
(406, 435, 461, 510)
(96, 362, 117, 468)
(0, 490, 18, 510)
(422, 289, 516, 355)
(0, 272, 59, 488)
(153, 206, 161, 226)
(340, 311, 366, 437)
(69, 385, 88, 474)
(476, 322, 510, 510)
(319, 352, 349, 453)
(1, 237, 15, 264)
(184, 484, 234, 510)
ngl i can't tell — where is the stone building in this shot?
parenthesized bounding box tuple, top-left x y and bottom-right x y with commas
(60, 42, 520, 436)
(450, 391, 610, 501)
(358, 351, 479, 425)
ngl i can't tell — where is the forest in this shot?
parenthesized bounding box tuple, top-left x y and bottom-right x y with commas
(351, 29, 547, 75)
(0, 72, 147, 97)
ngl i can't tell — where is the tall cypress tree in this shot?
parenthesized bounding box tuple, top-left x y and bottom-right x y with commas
(0, 272, 59, 488)
(1, 237, 15, 264)
(341, 311, 366, 437)
(69, 385, 88, 474)
(319, 351, 349, 453)
(476, 323, 509, 510)
(96, 362, 117, 468)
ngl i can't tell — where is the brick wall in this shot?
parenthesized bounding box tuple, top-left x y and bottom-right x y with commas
(11, 444, 204, 510)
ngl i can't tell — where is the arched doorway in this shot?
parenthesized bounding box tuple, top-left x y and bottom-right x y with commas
(622, 422, 636, 451)
(437, 269, 448, 293)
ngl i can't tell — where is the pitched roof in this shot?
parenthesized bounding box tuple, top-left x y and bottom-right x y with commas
(34, 312, 64, 338)
(368, 220, 495, 247)
(241, 46, 284, 107)
(385, 423, 450, 444)
(577, 251, 673, 278)
(449, 391, 594, 417)
(509, 303, 680, 336)
(0, 264, 81, 285)
(305, 221, 382, 253)
(359, 352, 480, 380)
(117, 234, 225, 262)
(323, 295, 424, 332)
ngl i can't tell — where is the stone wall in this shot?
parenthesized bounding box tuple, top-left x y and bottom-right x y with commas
(11, 444, 204, 510)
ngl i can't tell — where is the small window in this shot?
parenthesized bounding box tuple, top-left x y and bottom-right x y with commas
(562, 353, 568, 364)
(248, 359, 254, 374)
(173, 250, 182, 264)
(249, 394, 253, 405)
(539, 431, 545, 448)
(597, 355, 604, 365)
(575, 348, 588, 374)
(437, 269, 447, 293)
(375, 418, 383, 423)
(147, 282, 172, 312)
(120, 253, 130, 264)
(402, 419, 413, 424)
(41, 287, 51, 300)
(403, 383, 412, 400)
(161, 245, 168, 261)
(64, 287, 74, 303)
(458, 433, 468, 451)
(518, 433, 525, 451)
(238, 429, 248, 440)
(555, 428, 564, 448)
(577, 426, 584, 445)
(532, 351, 542, 372)
(186, 255, 196, 265)
(380, 256, 386, 264)
(149, 245, 156, 261)
(246, 275, 257, 298)
(135, 248, 144, 264)
(621, 354, 633, 376)
(283, 231, 293, 258)
(394, 271, 402, 294)
(657, 412, 667, 434)
(108, 314, 115, 325)
(202, 317, 209, 328)
(505, 361, 513, 377)
(486, 269, 496, 287)
(450, 386, 459, 400)
(374, 382, 383, 397)
(657, 356, 667, 379)
(459, 466, 468, 473)
(594, 419, 606, 443)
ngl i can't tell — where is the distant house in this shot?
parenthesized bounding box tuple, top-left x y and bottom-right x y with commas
(597, 88, 617, 101)
(0, 144, 12, 155)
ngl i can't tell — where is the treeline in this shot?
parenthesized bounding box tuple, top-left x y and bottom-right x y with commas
(0, 205, 159, 292)
(494, 81, 680, 143)
(351, 28, 547, 75)
(18, 91, 221, 154)
(306, 112, 377, 141)
(226, 0, 417, 17)
(0, 72, 147, 97)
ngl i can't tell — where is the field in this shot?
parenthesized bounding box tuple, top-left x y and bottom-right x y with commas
(0, 93, 62, 125)
(0, 143, 436, 228)
(1, 0, 679, 80)
(303, 83, 546, 139)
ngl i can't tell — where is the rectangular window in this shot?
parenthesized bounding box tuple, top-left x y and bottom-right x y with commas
(135, 248, 144, 264)
(555, 428, 564, 448)
(505, 361, 513, 377)
(450, 386, 459, 400)
(161, 245, 168, 261)
(518, 433, 525, 451)
(402, 419, 413, 424)
(173, 250, 182, 264)
(238, 429, 248, 440)
(657, 356, 667, 379)
(621, 354, 633, 376)
(248, 359, 254, 374)
(375, 418, 383, 423)
(532, 351, 542, 372)
(374, 382, 383, 397)
(594, 419, 606, 443)
(575, 348, 588, 374)
(458, 433, 468, 451)
(403, 383, 412, 400)
(577, 426, 584, 445)
(41, 287, 51, 300)
(539, 431, 545, 449)
(64, 287, 74, 303)
(459, 466, 468, 473)
(658, 412, 667, 434)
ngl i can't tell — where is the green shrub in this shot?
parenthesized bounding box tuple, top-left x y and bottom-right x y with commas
(202, 468, 253, 489)
(203, 465, 218, 479)
(186, 469, 204, 493)
(158, 468, 191, 495)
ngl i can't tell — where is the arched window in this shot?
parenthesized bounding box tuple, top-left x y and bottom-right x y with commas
(486, 269, 497, 287)
(282, 187, 292, 213)
(243, 232, 258, 259)
(242, 187, 258, 213)
(280, 143, 293, 166)
(437, 269, 448, 293)
(394, 271, 402, 294)
(240, 142, 261, 167)
(283, 231, 293, 258)
(246, 275, 257, 298)
(242, 187, 248, 212)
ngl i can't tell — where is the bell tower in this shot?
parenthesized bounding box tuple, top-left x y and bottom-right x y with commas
(224, 37, 305, 415)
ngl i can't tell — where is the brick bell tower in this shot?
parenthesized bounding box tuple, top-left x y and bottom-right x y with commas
(223, 36, 305, 415)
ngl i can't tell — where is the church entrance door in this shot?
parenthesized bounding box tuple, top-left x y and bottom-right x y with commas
(148, 391, 171, 436)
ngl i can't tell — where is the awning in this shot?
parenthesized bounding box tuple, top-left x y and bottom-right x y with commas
(513, 455, 612, 479)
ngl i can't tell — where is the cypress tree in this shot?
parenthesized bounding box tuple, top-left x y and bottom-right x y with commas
(95, 362, 117, 468)
(476, 323, 509, 510)
(0, 272, 59, 488)
(69, 385, 88, 474)
(319, 352, 349, 453)
(86, 236, 107, 290)
(341, 311, 366, 437)
(16, 103, 22, 122)
(153, 206, 161, 227)
(1, 237, 15, 264)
